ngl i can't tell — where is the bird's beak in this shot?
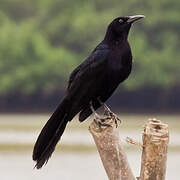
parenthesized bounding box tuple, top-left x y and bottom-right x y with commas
(127, 15, 145, 24)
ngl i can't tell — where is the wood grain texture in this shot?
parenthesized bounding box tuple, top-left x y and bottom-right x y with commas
(89, 117, 135, 180)
(139, 119, 169, 180)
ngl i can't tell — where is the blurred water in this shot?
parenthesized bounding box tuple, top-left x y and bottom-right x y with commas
(0, 114, 179, 179)
(0, 130, 179, 146)
(0, 151, 179, 180)
(0, 114, 179, 147)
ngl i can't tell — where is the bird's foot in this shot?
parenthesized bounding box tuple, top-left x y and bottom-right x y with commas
(98, 98, 121, 128)
(105, 110, 121, 128)
(93, 115, 112, 131)
(90, 101, 112, 131)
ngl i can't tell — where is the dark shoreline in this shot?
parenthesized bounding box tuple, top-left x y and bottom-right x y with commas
(0, 87, 179, 114)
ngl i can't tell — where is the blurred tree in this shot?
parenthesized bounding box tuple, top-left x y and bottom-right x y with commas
(0, 0, 179, 95)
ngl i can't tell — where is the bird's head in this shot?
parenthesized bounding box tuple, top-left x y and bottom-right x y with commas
(105, 15, 145, 42)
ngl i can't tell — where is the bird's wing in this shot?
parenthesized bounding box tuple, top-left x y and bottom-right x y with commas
(67, 63, 83, 90)
(67, 44, 110, 91)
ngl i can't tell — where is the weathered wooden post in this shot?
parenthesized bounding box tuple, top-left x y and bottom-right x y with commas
(139, 119, 169, 180)
(89, 117, 135, 180)
(89, 117, 169, 180)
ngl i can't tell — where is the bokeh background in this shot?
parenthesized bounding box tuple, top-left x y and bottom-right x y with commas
(0, 0, 179, 179)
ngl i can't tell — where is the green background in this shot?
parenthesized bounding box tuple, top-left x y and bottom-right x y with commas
(0, 0, 179, 111)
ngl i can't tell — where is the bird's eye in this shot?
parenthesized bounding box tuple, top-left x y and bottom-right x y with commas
(119, 19, 124, 23)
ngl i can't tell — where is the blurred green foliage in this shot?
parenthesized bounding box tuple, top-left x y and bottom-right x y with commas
(0, 0, 180, 95)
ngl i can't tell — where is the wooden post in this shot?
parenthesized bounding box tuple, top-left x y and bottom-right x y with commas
(89, 116, 169, 180)
(139, 119, 169, 180)
(89, 117, 135, 180)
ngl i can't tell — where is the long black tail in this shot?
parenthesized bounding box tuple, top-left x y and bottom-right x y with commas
(33, 98, 69, 169)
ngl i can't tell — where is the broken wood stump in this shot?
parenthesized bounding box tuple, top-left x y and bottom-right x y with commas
(89, 117, 135, 180)
(139, 119, 169, 180)
(89, 116, 169, 180)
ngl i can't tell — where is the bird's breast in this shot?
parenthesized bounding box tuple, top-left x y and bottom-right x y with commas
(106, 45, 132, 86)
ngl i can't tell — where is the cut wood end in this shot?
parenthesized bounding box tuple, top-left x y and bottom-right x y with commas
(147, 118, 168, 129)
(144, 118, 169, 144)
(146, 118, 169, 132)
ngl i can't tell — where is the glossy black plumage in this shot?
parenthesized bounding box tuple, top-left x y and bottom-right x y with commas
(33, 15, 144, 169)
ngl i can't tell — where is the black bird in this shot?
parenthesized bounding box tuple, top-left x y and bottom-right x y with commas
(33, 15, 145, 169)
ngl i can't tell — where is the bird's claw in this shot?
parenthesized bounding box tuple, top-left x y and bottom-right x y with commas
(94, 117, 112, 131)
(97, 98, 121, 127)
(90, 100, 120, 129)
(104, 109, 121, 128)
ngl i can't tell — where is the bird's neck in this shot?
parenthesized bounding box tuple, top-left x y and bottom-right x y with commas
(104, 29, 128, 46)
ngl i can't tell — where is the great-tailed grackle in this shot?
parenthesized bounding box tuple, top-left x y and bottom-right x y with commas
(33, 15, 145, 169)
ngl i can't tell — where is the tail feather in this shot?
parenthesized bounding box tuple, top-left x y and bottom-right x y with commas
(33, 99, 69, 169)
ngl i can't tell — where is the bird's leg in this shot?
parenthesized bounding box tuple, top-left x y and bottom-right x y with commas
(89, 101, 111, 130)
(98, 98, 121, 127)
